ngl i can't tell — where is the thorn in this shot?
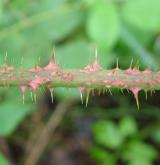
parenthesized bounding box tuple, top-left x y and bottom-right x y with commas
(49, 88, 54, 104)
(80, 92, 83, 104)
(135, 95, 139, 109)
(120, 88, 124, 94)
(126, 89, 130, 93)
(50, 54, 55, 64)
(78, 86, 84, 105)
(20, 86, 27, 104)
(38, 56, 41, 64)
(129, 58, 133, 69)
(145, 90, 147, 100)
(86, 89, 90, 107)
(116, 57, 119, 70)
(134, 59, 140, 70)
(34, 92, 37, 104)
(129, 87, 141, 109)
(108, 88, 112, 95)
(30, 91, 33, 101)
(94, 48, 99, 65)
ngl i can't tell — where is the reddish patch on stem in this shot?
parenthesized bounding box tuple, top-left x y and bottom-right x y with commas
(29, 66, 42, 72)
(107, 72, 114, 76)
(103, 80, 111, 84)
(78, 86, 85, 93)
(152, 77, 160, 83)
(126, 68, 141, 75)
(157, 70, 160, 74)
(142, 69, 152, 75)
(134, 79, 142, 83)
(80, 54, 102, 73)
(62, 73, 74, 81)
(44, 55, 59, 72)
(8, 74, 14, 78)
(7, 66, 14, 71)
(78, 86, 85, 104)
(1, 64, 14, 74)
(20, 86, 28, 94)
(1, 69, 7, 74)
(29, 77, 49, 90)
(111, 80, 125, 87)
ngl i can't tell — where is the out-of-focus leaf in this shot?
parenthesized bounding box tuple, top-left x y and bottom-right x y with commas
(56, 39, 92, 69)
(120, 27, 158, 69)
(0, 4, 83, 67)
(56, 39, 113, 69)
(122, 141, 158, 164)
(32, 0, 67, 14)
(0, 0, 4, 24)
(0, 153, 10, 165)
(129, 159, 152, 165)
(151, 127, 160, 144)
(83, 0, 98, 6)
(86, 1, 119, 50)
(119, 116, 138, 137)
(0, 102, 34, 136)
(122, 0, 160, 31)
(89, 147, 116, 165)
(92, 120, 123, 149)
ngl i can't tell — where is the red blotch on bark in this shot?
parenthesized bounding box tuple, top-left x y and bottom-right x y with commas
(126, 68, 141, 75)
(29, 77, 49, 90)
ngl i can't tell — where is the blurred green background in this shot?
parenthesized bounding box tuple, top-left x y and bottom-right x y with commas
(0, 0, 160, 164)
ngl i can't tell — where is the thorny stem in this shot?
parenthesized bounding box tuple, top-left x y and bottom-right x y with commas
(2, 68, 160, 89)
(1, 53, 160, 108)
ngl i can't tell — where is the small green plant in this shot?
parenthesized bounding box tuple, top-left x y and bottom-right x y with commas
(90, 116, 158, 165)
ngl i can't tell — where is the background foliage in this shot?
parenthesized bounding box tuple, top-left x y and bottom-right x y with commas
(0, 0, 159, 164)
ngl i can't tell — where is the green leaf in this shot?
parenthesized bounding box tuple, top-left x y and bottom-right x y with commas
(0, 153, 10, 165)
(0, 0, 4, 24)
(0, 102, 34, 136)
(0, 3, 83, 67)
(89, 147, 116, 165)
(122, 141, 158, 163)
(151, 127, 160, 144)
(56, 39, 91, 69)
(31, 0, 67, 14)
(129, 159, 152, 165)
(86, 2, 119, 50)
(119, 116, 138, 137)
(92, 120, 123, 149)
(122, 0, 160, 31)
